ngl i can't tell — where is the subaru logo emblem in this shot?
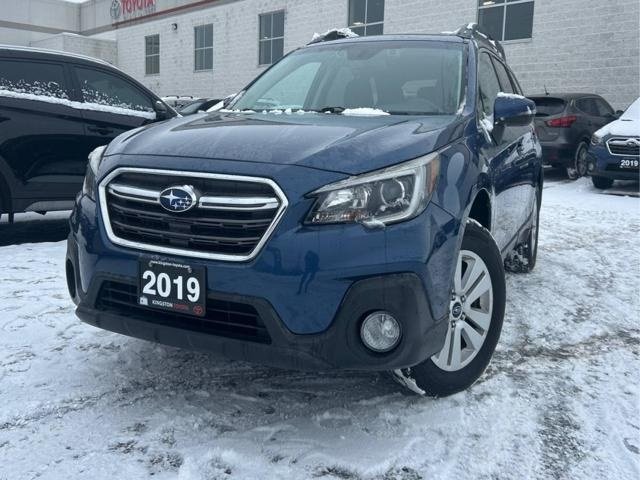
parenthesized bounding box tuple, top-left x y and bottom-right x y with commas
(159, 186, 197, 213)
(627, 139, 640, 147)
(451, 302, 463, 318)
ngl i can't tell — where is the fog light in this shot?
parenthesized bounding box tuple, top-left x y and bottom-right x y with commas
(588, 161, 595, 172)
(360, 311, 401, 353)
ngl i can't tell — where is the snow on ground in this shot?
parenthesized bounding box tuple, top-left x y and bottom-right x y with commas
(0, 176, 638, 480)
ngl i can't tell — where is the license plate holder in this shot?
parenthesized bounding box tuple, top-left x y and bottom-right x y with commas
(138, 259, 206, 317)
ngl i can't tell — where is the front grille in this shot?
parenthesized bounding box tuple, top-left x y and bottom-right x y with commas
(95, 281, 271, 343)
(607, 138, 640, 157)
(101, 168, 287, 261)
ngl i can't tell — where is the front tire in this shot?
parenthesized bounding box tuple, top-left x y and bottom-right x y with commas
(409, 221, 506, 397)
(592, 175, 614, 190)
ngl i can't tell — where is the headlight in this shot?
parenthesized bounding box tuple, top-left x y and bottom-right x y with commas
(82, 145, 107, 200)
(306, 152, 440, 227)
(591, 134, 603, 146)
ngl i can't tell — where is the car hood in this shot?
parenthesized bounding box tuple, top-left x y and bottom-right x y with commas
(105, 111, 461, 175)
(595, 117, 639, 139)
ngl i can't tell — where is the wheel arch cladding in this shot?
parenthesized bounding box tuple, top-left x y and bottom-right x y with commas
(468, 189, 492, 231)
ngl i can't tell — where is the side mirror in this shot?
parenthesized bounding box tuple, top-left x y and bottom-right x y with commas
(494, 94, 536, 127)
(153, 100, 171, 120)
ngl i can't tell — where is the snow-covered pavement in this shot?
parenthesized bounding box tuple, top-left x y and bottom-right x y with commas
(1, 177, 638, 480)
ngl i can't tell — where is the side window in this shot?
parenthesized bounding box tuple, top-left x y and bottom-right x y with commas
(490, 57, 515, 94)
(0, 59, 68, 100)
(576, 98, 598, 116)
(477, 52, 501, 118)
(75, 67, 154, 114)
(595, 98, 614, 117)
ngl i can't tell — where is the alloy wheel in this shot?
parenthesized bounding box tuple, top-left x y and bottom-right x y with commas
(431, 250, 493, 372)
(575, 143, 588, 177)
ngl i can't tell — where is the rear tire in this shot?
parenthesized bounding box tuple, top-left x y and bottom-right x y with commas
(408, 221, 506, 397)
(592, 175, 613, 190)
(566, 141, 589, 180)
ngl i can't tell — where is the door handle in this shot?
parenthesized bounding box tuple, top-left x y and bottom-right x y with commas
(87, 125, 114, 135)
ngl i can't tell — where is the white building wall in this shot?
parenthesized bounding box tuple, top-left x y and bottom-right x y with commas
(31, 33, 118, 64)
(115, 0, 349, 99)
(113, 0, 639, 109)
(0, 0, 638, 109)
(0, 0, 80, 45)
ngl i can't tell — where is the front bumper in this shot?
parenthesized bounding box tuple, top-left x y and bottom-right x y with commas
(65, 159, 459, 371)
(587, 144, 640, 181)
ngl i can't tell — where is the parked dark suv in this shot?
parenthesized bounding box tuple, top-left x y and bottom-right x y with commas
(0, 46, 175, 222)
(66, 26, 543, 396)
(528, 93, 620, 179)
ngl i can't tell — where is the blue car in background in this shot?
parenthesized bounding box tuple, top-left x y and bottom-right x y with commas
(588, 97, 640, 189)
(66, 25, 542, 397)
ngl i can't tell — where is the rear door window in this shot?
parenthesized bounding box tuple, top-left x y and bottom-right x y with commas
(0, 59, 69, 100)
(575, 98, 599, 116)
(594, 97, 614, 117)
(74, 66, 155, 117)
(529, 97, 566, 117)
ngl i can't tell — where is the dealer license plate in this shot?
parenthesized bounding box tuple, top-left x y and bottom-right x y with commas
(619, 158, 639, 169)
(138, 259, 206, 317)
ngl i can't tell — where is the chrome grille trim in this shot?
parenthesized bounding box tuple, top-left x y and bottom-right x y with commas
(107, 183, 280, 211)
(98, 167, 289, 262)
(606, 137, 640, 157)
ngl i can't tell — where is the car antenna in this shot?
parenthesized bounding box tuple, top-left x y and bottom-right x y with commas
(544, 85, 549, 96)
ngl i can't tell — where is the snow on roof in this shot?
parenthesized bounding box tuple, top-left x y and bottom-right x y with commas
(310, 28, 359, 44)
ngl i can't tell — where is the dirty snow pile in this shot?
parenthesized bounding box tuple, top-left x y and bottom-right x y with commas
(0, 177, 639, 479)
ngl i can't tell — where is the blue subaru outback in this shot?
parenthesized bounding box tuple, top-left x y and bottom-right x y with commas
(66, 25, 542, 396)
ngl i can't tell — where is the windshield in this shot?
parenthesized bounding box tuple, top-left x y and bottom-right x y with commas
(232, 40, 466, 115)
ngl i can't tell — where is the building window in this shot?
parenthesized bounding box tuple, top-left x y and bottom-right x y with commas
(478, 0, 534, 42)
(348, 0, 384, 36)
(145, 34, 160, 75)
(194, 24, 214, 71)
(259, 11, 284, 66)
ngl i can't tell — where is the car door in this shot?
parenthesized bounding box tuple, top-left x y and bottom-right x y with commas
(476, 51, 525, 253)
(492, 57, 538, 235)
(71, 65, 158, 153)
(0, 57, 87, 208)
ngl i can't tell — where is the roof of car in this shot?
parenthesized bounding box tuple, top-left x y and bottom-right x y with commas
(306, 24, 505, 60)
(0, 44, 113, 67)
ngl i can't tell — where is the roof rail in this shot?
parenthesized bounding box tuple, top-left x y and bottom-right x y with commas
(454, 23, 506, 61)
